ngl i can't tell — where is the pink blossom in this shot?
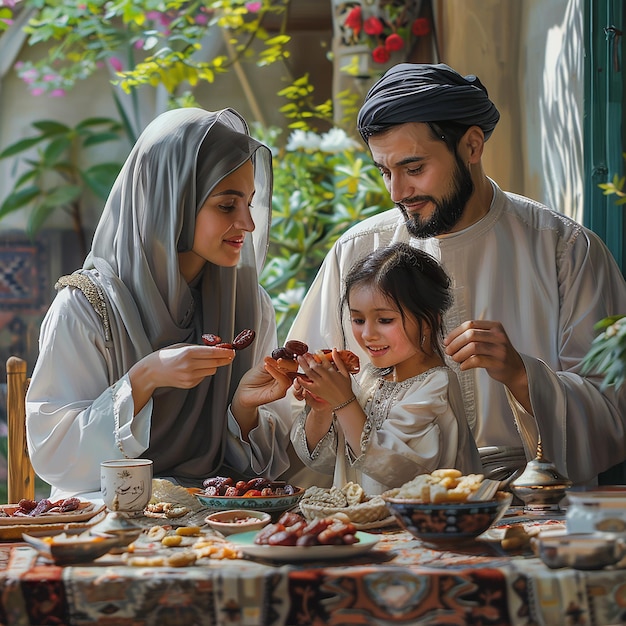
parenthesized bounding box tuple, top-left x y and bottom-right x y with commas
(109, 57, 123, 72)
(245, 2, 262, 12)
(43, 74, 56, 82)
(14, 61, 24, 69)
(49, 89, 65, 97)
(21, 69, 38, 84)
(30, 87, 44, 96)
(195, 14, 208, 25)
(134, 39, 144, 50)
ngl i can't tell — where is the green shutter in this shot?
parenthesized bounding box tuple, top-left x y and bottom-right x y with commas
(584, 0, 625, 272)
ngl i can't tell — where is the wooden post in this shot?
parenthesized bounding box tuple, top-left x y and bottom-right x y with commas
(6, 356, 35, 503)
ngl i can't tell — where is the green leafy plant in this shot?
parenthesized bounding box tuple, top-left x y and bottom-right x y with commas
(582, 315, 626, 389)
(0, 1, 341, 249)
(599, 152, 626, 206)
(0, 118, 124, 259)
(256, 126, 391, 341)
(582, 153, 626, 388)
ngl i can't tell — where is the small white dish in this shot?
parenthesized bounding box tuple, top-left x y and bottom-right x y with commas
(205, 509, 271, 536)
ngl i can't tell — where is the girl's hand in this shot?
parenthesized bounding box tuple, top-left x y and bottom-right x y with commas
(293, 377, 330, 412)
(296, 348, 354, 408)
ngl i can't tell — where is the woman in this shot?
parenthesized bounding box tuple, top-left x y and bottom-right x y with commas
(26, 107, 295, 500)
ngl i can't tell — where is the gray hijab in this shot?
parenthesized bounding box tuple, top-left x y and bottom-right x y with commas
(83, 107, 272, 482)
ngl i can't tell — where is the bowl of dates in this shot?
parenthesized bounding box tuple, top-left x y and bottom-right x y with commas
(194, 477, 304, 513)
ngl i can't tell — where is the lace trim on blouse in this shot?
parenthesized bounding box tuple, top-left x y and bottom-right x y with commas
(357, 366, 449, 458)
(296, 408, 336, 460)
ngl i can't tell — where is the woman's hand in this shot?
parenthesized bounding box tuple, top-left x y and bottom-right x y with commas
(230, 357, 294, 440)
(129, 344, 235, 414)
(234, 358, 294, 409)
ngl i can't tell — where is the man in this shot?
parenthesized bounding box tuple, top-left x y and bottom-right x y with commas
(287, 63, 626, 485)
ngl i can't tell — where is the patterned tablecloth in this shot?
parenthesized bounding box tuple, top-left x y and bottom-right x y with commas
(0, 519, 625, 626)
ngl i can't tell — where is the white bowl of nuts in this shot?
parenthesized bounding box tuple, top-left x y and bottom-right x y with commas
(205, 509, 271, 536)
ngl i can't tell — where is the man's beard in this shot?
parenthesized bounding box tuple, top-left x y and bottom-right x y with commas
(398, 154, 474, 238)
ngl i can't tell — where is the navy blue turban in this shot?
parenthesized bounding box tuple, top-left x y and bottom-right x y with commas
(357, 63, 500, 143)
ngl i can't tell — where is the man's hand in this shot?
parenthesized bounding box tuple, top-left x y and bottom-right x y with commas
(444, 320, 531, 412)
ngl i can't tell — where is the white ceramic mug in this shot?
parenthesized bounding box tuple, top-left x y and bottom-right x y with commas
(100, 459, 153, 516)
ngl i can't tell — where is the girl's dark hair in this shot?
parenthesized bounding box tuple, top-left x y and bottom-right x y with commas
(341, 243, 452, 361)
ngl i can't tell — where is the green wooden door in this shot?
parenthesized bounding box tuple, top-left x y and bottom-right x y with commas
(584, 0, 625, 272)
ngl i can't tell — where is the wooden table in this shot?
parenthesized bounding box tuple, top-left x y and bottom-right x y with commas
(0, 513, 625, 626)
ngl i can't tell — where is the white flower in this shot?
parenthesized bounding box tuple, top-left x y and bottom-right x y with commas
(286, 130, 321, 151)
(319, 128, 359, 153)
(278, 287, 306, 305)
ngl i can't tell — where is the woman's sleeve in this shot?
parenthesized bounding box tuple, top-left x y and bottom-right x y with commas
(224, 286, 296, 478)
(26, 288, 151, 496)
(352, 370, 459, 487)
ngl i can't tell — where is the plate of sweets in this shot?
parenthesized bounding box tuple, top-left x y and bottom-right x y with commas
(192, 476, 304, 514)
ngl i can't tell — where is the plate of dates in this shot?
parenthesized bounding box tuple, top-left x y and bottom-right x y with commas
(231, 530, 379, 562)
(229, 511, 379, 561)
(192, 476, 304, 513)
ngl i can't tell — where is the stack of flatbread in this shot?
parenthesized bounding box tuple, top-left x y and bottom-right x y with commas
(298, 482, 391, 528)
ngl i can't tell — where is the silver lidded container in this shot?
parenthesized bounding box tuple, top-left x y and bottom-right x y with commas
(510, 440, 572, 514)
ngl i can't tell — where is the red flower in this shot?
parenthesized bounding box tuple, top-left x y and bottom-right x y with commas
(344, 6, 362, 35)
(412, 17, 430, 37)
(372, 45, 391, 64)
(385, 33, 404, 52)
(363, 16, 384, 36)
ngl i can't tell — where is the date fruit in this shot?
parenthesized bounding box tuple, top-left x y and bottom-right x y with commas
(233, 329, 256, 350)
(254, 511, 359, 546)
(201, 329, 255, 351)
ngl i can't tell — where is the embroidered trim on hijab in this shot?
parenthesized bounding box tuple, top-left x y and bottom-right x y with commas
(357, 63, 500, 142)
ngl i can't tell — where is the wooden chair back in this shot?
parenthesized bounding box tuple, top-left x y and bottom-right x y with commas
(6, 356, 35, 503)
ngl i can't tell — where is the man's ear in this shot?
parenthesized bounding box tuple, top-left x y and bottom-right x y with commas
(461, 126, 485, 164)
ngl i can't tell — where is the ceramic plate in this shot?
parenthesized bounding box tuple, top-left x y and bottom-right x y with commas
(0, 502, 105, 526)
(22, 530, 125, 566)
(230, 530, 379, 562)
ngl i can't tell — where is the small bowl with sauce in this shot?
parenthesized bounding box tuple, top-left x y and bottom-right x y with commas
(205, 509, 271, 536)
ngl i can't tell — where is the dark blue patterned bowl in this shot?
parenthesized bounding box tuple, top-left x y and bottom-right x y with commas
(382, 492, 512, 546)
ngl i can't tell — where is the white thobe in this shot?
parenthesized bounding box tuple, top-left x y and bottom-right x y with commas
(288, 180, 626, 485)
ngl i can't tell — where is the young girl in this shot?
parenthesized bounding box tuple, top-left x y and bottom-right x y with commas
(290, 242, 482, 494)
